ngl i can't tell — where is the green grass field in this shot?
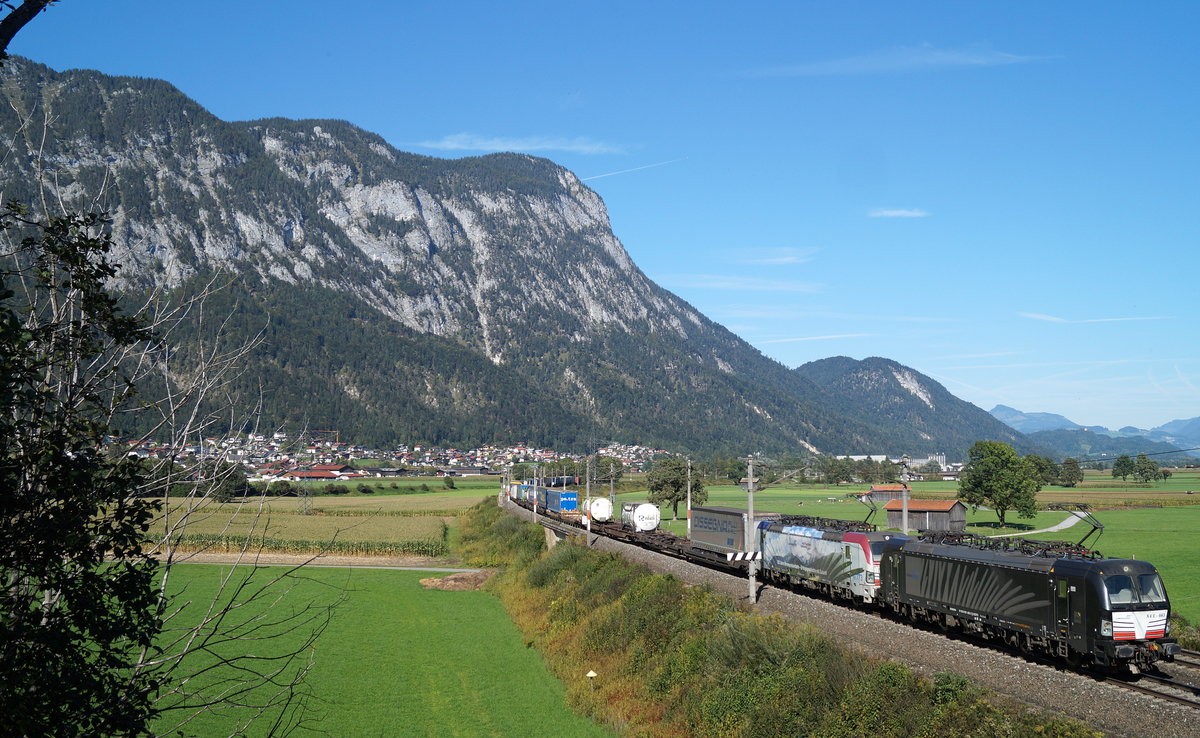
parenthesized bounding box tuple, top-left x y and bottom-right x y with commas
(280, 475, 503, 498)
(154, 565, 611, 737)
(1079, 506, 1200, 623)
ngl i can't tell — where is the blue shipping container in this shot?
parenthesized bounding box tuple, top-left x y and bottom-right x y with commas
(537, 488, 578, 512)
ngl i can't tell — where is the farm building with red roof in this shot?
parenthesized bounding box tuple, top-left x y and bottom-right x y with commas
(882, 499, 967, 532)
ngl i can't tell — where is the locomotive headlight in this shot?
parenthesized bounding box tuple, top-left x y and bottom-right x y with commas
(1101, 619, 1113, 637)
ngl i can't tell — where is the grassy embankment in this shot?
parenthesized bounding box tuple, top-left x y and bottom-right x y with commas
(461, 501, 1100, 737)
(152, 564, 610, 737)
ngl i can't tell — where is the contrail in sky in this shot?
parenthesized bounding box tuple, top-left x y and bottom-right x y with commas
(582, 158, 686, 181)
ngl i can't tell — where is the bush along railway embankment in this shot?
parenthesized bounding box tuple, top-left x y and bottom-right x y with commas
(461, 500, 1100, 737)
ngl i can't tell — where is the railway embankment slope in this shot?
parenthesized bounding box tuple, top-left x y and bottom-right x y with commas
(589, 524, 1200, 737)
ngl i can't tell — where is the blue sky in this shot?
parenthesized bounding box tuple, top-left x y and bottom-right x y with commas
(10, 1, 1198, 430)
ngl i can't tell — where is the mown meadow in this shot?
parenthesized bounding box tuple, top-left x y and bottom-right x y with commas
(152, 564, 611, 737)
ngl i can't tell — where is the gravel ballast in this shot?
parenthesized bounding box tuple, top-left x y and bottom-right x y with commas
(572, 522, 1200, 738)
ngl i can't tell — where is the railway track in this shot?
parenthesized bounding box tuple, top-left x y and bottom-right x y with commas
(1173, 648, 1200, 669)
(1108, 671, 1200, 709)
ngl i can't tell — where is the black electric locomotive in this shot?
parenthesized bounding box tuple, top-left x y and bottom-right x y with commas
(878, 534, 1180, 672)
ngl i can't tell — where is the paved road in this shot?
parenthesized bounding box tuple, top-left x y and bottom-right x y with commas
(990, 511, 1085, 538)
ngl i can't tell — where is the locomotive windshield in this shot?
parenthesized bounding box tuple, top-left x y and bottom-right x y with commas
(1103, 573, 1168, 608)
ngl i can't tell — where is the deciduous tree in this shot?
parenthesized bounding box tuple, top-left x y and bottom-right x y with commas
(593, 454, 624, 484)
(1112, 454, 1135, 482)
(957, 441, 1041, 527)
(1024, 454, 1059, 486)
(1133, 453, 1160, 483)
(1059, 458, 1084, 487)
(646, 457, 706, 519)
(0, 11, 336, 735)
(0, 204, 164, 735)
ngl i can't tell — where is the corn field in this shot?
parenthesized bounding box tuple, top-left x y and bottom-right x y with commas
(161, 533, 449, 557)
(308, 508, 465, 518)
(151, 502, 450, 556)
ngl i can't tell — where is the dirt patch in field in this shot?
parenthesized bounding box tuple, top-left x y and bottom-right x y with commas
(420, 570, 495, 591)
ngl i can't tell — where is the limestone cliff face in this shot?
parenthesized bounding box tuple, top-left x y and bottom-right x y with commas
(0, 58, 710, 369)
(0, 58, 1016, 457)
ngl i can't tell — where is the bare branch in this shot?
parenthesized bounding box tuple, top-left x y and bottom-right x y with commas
(0, 1, 54, 60)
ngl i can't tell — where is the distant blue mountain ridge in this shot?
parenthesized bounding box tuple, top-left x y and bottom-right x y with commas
(989, 405, 1200, 458)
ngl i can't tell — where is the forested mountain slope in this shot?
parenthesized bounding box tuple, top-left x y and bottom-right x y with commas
(794, 357, 1034, 455)
(0, 58, 1022, 457)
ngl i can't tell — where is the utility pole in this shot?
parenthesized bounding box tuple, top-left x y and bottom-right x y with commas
(747, 455, 758, 604)
(900, 455, 911, 535)
(585, 455, 592, 533)
(531, 462, 540, 522)
(686, 458, 692, 538)
(608, 458, 615, 510)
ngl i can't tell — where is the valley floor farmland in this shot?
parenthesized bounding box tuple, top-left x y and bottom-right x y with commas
(154, 565, 611, 737)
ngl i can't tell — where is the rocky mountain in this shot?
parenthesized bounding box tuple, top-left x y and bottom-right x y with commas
(797, 358, 1034, 455)
(0, 58, 1023, 458)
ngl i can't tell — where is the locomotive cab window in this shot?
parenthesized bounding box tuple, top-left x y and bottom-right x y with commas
(1103, 573, 1168, 608)
(1137, 573, 1167, 606)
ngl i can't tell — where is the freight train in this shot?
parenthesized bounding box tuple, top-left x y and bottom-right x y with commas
(501, 483, 1180, 673)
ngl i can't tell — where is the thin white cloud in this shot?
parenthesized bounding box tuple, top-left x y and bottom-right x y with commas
(416, 133, 624, 155)
(938, 359, 1134, 371)
(748, 43, 1045, 78)
(661, 274, 822, 293)
(870, 208, 929, 218)
(582, 158, 685, 181)
(715, 307, 952, 322)
(1019, 312, 1171, 324)
(739, 247, 818, 265)
(935, 351, 1022, 360)
(760, 333, 872, 344)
